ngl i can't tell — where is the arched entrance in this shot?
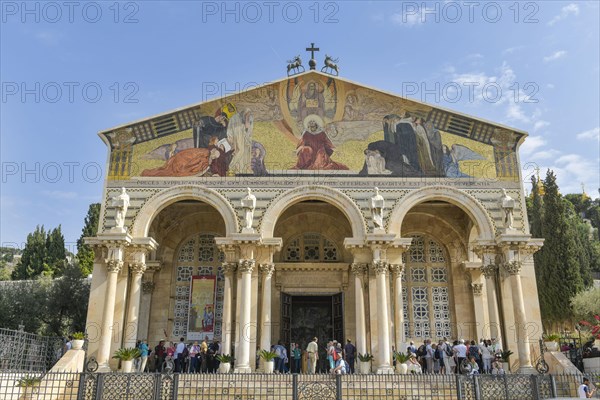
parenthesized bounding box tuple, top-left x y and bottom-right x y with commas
(271, 200, 354, 372)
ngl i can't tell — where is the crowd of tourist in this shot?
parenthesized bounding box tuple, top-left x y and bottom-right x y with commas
(123, 336, 509, 375)
(259, 338, 355, 374)
(133, 336, 222, 373)
(400, 337, 506, 374)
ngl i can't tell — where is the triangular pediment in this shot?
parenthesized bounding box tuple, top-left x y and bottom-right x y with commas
(101, 71, 525, 181)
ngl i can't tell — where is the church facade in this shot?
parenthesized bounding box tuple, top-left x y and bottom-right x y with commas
(85, 70, 543, 373)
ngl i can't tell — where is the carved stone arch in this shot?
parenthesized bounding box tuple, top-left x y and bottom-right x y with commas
(388, 186, 495, 241)
(401, 212, 468, 261)
(260, 185, 367, 240)
(131, 185, 239, 238)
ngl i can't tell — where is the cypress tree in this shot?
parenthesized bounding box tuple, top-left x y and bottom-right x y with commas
(538, 171, 584, 323)
(12, 225, 48, 280)
(46, 225, 67, 275)
(76, 203, 101, 276)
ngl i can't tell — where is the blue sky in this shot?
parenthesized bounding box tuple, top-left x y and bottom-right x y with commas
(1, 1, 599, 250)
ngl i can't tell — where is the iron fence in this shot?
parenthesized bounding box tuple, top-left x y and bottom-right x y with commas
(0, 328, 64, 372)
(0, 371, 599, 399)
(0, 371, 80, 400)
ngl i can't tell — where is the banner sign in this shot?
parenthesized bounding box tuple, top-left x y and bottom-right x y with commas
(187, 275, 216, 341)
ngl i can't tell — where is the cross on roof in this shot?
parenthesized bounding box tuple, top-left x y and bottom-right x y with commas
(306, 43, 320, 70)
(306, 42, 320, 59)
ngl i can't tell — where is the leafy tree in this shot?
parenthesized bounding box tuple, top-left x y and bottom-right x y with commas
(42, 263, 90, 336)
(0, 279, 48, 333)
(0, 261, 12, 281)
(564, 193, 592, 218)
(571, 287, 600, 323)
(76, 203, 101, 276)
(0, 263, 90, 336)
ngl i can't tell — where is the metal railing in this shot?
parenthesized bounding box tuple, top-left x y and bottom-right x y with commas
(0, 328, 64, 372)
(0, 371, 598, 399)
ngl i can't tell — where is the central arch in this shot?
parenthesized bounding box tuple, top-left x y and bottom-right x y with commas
(260, 185, 367, 240)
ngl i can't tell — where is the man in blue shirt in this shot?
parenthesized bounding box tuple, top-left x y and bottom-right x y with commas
(138, 339, 149, 372)
(344, 339, 356, 374)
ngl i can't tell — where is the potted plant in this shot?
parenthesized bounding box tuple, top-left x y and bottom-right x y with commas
(357, 353, 374, 374)
(71, 332, 86, 350)
(259, 350, 277, 373)
(500, 350, 513, 373)
(394, 352, 410, 374)
(15, 375, 42, 400)
(113, 347, 141, 373)
(216, 354, 233, 373)
(543, 333, 560, 352)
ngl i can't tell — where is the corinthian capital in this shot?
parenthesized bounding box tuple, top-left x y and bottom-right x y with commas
(371, 260, 388, 275)
(129, 262, 146, 276)
(238, 259, 256, 273)
(142, 281, 155, 294)
(222, 262, 237, 276)
(503, 261, 522, 275)
(350, 263, 367, 276)
(106, 259, 124, 273)
(471, 283, 483, 296)
(480, 263, 498, 279)
(260, 263, 275, 278)
(389, 263, 405, 277)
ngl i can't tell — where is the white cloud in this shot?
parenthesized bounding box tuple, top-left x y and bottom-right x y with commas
(520, 136, 546, 157)
(35, 31, 62, 46)
(506, 102, 530, 123)
(442, 61, 542, 125)
(390, 6, 436, 27)
(576, 127, 600, 140)
(533, 120, 550, 132)
(546, 83, 555, 89)
(554, 154, 598, 182)
(543, 51, 567, 63)
(524, 156, 599, 198)
(530, 149, 560, 160)
(502, 46, 524, 55)
(548, 3, 580, 26)
(42, 190, 78, 199)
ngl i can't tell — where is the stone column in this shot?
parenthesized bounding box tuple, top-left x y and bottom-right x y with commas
(138, 281, 154, 340)
(351, 263, 368, 355)
(372, 260, 393, 374)
(234, 259, 255, 373)
(124, 261, 146, 348)
(259, 263, 275, 353)
(504, 260, 534, 373)
(221, 262, 237, 356)
(480, 263, 501, 339)
(97, 248, 124, 372)
(138, 260, 161, 342)
(389, 264, 405, 352)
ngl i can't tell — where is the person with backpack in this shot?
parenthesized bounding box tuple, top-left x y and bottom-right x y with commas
(416, 341, 427, 372)
(441, 338, 453, 374)
(424, 339, 434, 373)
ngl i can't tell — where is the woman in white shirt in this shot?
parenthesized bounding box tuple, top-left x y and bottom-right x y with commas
(481, 339, 493, 374)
